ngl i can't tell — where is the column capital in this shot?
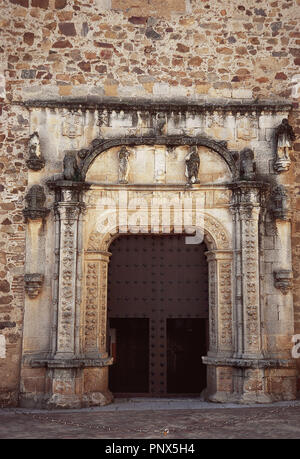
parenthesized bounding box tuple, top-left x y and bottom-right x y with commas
(205, 250, 233, 262)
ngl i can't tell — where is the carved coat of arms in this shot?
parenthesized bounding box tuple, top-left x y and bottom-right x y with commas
(62, 112, 83, 138)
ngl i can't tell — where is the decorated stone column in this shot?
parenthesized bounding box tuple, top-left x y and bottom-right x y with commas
(230, 181, 273, 403)
(54, 189, 84, 358)
(231, 182, 269, 359)
(84, 251, 111, 358)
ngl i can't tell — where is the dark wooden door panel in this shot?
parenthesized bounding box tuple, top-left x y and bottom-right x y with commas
(109, 318, 149, 393)
(107, 235, 209, 396)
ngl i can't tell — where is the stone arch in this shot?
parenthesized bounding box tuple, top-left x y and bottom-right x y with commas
(86, 212, 231, 253)
(80, 135, 238, 180)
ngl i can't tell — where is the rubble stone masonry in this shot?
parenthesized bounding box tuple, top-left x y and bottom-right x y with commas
(0, 0, 300, 405)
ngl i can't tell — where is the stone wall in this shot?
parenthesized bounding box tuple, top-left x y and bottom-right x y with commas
(1, 0, 300, 405)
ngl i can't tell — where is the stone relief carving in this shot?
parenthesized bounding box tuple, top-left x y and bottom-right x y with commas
(63, 151, 81, 181)
(118, 146, 131, 184)
(274, 119, 296, 173)
(62, 111, 83, 138)
(239, 148, 256, 181)
(24, 273, 44, 299)
(219, 262, 232, 348)
(26, 132, 45, 171)
(23, 185, 50, 221)
(85, 262, 99, 353)
(269, 185, 291, 221)
(185, 146, 200, 184)
(273, 269, 293, 295)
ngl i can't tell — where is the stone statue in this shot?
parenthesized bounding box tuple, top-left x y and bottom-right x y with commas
(239, 148, 256, 181)
(26, 132, 45, 171)
(274, 118, 296, 173)
(63, 151, 81, 181)
(118, 146, 130, 184)
(185, 146, 200, 184)
(156, 112, 166, 136)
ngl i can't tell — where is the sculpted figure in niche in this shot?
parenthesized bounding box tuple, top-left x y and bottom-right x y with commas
(185, 146, 200, 184)
(118, 146, 130, 184)
(27, 132, 45, 171)
(63, 151, 81, 181)
(274, 119, 295, 172)
(239, 148, 256, 181)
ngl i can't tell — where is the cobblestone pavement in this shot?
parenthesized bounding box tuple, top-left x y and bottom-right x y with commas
(1, 399, 300, 439)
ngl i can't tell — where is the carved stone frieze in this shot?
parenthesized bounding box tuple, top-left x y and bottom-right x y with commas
(24, 273, 44, 299)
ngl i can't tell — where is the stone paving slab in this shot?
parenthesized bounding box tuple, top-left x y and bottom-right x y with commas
(1, 400, 300, 439)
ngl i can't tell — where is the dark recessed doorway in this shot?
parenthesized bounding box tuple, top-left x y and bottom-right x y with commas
(107, 234, 209, 397)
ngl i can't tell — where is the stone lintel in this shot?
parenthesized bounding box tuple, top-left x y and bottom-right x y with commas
(17, 98, 293, 115)
(29, 357, 113, 369)
(202, 356, 296, 369)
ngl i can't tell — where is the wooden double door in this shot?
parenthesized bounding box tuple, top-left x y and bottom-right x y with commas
(108, 235, 209, 396)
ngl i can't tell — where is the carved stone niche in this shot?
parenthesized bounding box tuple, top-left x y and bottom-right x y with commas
(24, 273, 44, 299)
(274, 269, 293, 295)
(23, 185, 50, 222)
(26, 132, 45, 171)
(269, 185, 291, 221)
(274, 119, 296, 173)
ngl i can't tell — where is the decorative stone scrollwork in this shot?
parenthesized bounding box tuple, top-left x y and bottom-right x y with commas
(185, 146, 200, 184)
(23, 185, 50, 221)
(274, 269, 293, 295)
(26, 132, 45, 171)
(274, 119, 295, 173)
(269, 185, 291, 221)
(24, 273, 44, 299)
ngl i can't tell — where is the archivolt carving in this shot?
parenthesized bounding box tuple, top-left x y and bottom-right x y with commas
(86, 213, 230, 252)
